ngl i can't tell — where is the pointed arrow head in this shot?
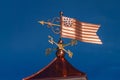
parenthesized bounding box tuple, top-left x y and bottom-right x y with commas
(68, 50, 73, 58)
(38, 21, 45, 25)
(70, 39, 77, 46)
(48, 35, 54, 44)
(46, 48, 52, 55)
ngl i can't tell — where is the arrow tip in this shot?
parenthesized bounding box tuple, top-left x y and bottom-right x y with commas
(38, 21, 45, 25)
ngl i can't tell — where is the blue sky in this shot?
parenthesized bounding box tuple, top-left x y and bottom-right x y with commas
(0, 0, 120, 80)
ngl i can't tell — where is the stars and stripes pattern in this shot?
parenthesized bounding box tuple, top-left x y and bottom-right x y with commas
(60, 16, 102, 44)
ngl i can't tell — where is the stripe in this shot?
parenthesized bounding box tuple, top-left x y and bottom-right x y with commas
(61, 34, 101, 42)
(62, 28, 97, 35)
(62, 26, 98, 33)
(61, 32, 101, 41)
(81, 22, 100, 27)
(73, 23, 100, 29)
(61, 35, 102, 44)
(62, 30, 97, 37)
(73, 20, 100, 27)
(70, 21, 100, 28)
(69, 24, 99, 30)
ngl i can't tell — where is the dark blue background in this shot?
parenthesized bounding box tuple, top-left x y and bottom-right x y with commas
(0, 0, 120, 80)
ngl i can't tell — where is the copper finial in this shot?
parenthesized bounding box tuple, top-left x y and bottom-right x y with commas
(56, 39, 65, 58)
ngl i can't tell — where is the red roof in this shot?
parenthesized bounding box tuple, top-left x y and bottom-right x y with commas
(23, 57, 87, 80)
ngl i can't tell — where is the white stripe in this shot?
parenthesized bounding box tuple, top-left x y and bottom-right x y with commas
(81, 22, 100, 27)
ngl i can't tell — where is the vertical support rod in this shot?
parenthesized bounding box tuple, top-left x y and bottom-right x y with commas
(60, 11, 63, 39)
(59, 12, 67, 77)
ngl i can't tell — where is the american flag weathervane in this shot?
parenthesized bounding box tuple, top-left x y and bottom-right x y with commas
(38, 12, 102, 58)
(61, 16, 102, 44)
(39, 12, 102, 45)
(23, 12, 103, 80)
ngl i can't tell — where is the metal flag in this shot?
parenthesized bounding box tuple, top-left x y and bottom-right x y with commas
(61, 16, 102, 44)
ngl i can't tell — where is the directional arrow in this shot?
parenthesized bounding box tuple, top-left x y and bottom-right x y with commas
(38, 21, 60, 27)
(48, 35, 73, 58)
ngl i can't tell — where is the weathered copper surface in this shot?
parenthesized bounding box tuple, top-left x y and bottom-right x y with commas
(23, 39, 87, 80)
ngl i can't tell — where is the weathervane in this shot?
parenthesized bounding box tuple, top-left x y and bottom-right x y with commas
(23, 11, 103, 80)
(38, 11, 102, 58)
